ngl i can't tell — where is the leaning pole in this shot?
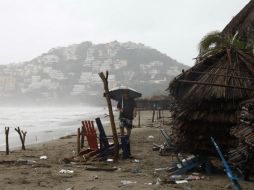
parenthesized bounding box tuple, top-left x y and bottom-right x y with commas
(99, 71, 119, 161)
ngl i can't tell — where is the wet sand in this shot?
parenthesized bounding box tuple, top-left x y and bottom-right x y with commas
(0, 111, 253, 190)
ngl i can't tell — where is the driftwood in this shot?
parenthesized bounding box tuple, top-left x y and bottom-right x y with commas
(5, 127, 9, 155)
(15, 127, 27, 150)
(85, 166, 117, 171)
(99, 71, 119, 161)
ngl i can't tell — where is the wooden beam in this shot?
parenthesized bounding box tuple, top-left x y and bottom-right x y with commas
(190, 71, 254, 81)
(197, 65, 250, 73)
(177, 80, 254, 91)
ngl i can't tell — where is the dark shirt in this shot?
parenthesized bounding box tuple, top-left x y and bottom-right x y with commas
(117, 98, 137, 120)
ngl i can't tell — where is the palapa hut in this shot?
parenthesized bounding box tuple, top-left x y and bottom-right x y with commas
(168, 0, 254, 159)
(222, 0, 254, 42)
(229, 98, 254, 179)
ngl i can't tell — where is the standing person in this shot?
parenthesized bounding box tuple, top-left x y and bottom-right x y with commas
(117, 91, 137, 158)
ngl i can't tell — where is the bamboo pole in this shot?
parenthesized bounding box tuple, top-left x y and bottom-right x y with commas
(15, 127, 26, 150)
(99, 71, 119, 161)
(5, 127, 9, 155)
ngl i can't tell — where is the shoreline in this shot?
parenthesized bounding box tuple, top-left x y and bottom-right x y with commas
(0, 106, 110, 151)
(0, 110, 253, 190)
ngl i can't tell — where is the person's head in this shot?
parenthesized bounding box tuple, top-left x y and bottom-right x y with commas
(123, 91, 129, 100)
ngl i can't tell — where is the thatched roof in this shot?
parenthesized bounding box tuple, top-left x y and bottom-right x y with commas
(222, 0, 254, 39)
(169, 48, 254, 103)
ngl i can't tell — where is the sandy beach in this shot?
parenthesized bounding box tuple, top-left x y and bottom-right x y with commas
(0, 110, 253, 190)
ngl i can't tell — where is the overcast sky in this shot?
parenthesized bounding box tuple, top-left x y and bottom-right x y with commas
(0, 0, 250, 66)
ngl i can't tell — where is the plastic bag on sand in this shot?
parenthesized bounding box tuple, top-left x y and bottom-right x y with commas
(59, 169, 74, 174)
(121, 180, 137, 185)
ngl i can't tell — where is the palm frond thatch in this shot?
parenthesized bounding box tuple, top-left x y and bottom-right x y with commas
(168, 48, 254, 156)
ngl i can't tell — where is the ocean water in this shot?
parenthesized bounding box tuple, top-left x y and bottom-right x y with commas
(0, 106, 108, 150)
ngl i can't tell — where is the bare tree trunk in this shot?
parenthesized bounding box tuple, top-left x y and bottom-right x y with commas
(99, 71, 119, 161)
(15, 127, 27, 150)
(5, 127, 9, 155)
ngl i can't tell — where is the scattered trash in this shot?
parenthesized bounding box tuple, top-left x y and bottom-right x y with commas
(166, 174, 205, 184)
(152, 143, 162, 151)
(155, 177, 161, 185)
(175, 180, 188, 184)
(154, 167, 169, 171)
(144, 182, 153, 185)
(169, 175, 183, 180)
(148, 135, 154, 140)
(65, 187, 74, 190)
(106, 158, 114, 162)
(59, 169, 74, 174)
(17, 159, 37, 165)
(93, 175, 98, 179)
(40, 155, 47, 160)
(131, 168, 142, 173)
(85, 166, 118, 171)
(120, 180, 137, 185)
(186, 175, 205, 181)
(132, 159, 140, 163)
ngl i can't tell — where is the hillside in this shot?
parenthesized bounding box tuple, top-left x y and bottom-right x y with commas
(0, 41, 188, 105)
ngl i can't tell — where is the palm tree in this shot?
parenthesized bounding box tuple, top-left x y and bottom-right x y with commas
(198, 30, 253, 60)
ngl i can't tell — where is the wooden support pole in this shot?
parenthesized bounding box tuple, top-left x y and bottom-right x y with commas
(138, 108, 141, 128)
(77, 128, 81, 154)
(152, 109, 155, 123)
(99, 71, 119, 161)
(15, 127, 26, 150)
(5, 127, 9, 155)
(162, 110, 165, 124)
(80, 126, 84, 149)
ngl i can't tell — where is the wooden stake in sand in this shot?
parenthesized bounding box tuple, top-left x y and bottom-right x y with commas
(99, 71, 119, 161)
(152, 109, 155, 123)
(15, 127, 27, 150)
(138, 108, 141, 128)
(5, 127, 10, 155)
(77, 128, 81, 154)
(80, 126, 85, 149)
